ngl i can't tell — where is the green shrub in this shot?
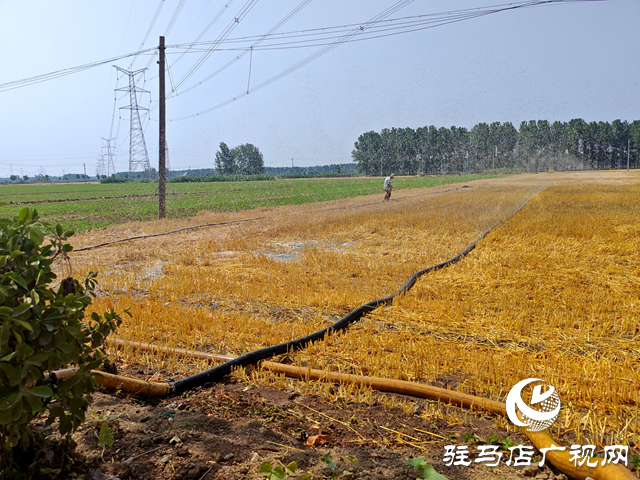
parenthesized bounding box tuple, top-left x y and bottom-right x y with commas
(169, 173, 275, 183)
(99, 177, 131, 184)
(0, 207, 128, 460)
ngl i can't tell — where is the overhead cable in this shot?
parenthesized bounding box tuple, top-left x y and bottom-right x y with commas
(168, 0, 559, 51)
(150, 0, 236, 82)
(168, 0, 591, 121)
(0, 48, 157, 93)
(130, 0, 165, 69)
(141, 0, 187, 71)
(170, 0, 418, 120)
(168, 0, 261, 96)
(165, 0, 312, 100)
(164, 0, 187, 36)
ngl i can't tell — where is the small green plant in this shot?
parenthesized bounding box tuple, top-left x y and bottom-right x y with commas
(462, 432, 479, 444)
(407, 457, 449, 480)
(630, 454, 640, 470)
(0, 207, 129, 472)
(486, 435, 502, 444)
(501, 438, 516, 450)
(319, 454, 356, 479)
(260, 461, 305, 480)
(87, 413, 120, 447)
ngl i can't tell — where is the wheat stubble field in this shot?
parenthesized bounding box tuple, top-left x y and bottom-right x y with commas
(69, 171, 640, 453)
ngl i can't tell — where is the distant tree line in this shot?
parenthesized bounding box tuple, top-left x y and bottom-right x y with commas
(264, 164, 357, 176)
(215, 142, 265, 175)
(352, 119, 640, 175)
(169, 174, 274, 183)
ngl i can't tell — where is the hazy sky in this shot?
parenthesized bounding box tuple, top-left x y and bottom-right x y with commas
(0, 0, 638, 177)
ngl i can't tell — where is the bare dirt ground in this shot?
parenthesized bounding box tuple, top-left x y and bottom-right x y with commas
(27, 171, 640, 480)
(37, 372, 569, 480)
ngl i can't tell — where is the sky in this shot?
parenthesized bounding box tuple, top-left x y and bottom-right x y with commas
(0, 0, 638, 177)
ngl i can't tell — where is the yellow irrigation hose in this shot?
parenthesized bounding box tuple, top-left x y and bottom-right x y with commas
(86, 338, 636, 480)
(52, 368, 171, 397)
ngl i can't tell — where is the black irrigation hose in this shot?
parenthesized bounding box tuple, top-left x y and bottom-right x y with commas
(74, 217, 265, 251)
(171, 190, 539, 393)
(73, 186, 460, 252)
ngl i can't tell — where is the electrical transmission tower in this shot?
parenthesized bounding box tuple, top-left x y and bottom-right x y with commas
(96, 155, 104, 177)
(114, 66, 151, 175)
(100, 137, 117, 177)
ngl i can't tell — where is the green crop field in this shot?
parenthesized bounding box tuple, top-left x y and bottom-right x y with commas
(0, 173, 501, 231)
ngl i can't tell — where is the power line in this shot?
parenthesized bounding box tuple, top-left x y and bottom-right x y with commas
(130, 0, 165, 69)
(169, 0, 590, 122)
(141, 0, 188, 71)
(117, 0, 137, 54)
(168, 0, 261, 96)
(175, 0, 216, 43)
(170, 0, 417, 120)
(0, 0, 598, 95)
(166, 53, 177, 94)
(165, 0, 312, 100)
(166, 0, 594, 54)
(168, 2, 534, 50)
(164, 0, 187, 36)
(148, 0, 237, 82)
(0, 48, 157, 93)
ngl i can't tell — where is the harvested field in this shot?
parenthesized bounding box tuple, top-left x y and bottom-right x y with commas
(0, 173, 498, 231)
(65, 171, 640, 478)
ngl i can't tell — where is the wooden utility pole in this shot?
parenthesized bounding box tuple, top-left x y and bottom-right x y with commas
(158, 36, 166, 218)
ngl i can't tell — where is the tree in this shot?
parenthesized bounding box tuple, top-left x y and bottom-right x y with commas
(470, 123, 491, 171)
(498, 122, 518, 167)
(215, 142, 235, 175)
(415, 126, 435, 174)
(450, 126, 469, 172)
(0, 208, 128, 472)
(22, 176, 28, 182)
(352, 131, 382, 175)
(9, 175, 17, 182)
(610, 119, 629, 169)
(630, 120, 640, 168)
(435, 127, 453, 173)
(567, 118, 586, 167)
(231, 143, 265, 175)
(397, 127, 417, 174)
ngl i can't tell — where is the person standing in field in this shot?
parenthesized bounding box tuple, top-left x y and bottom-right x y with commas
(383, 174, 394, 200)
